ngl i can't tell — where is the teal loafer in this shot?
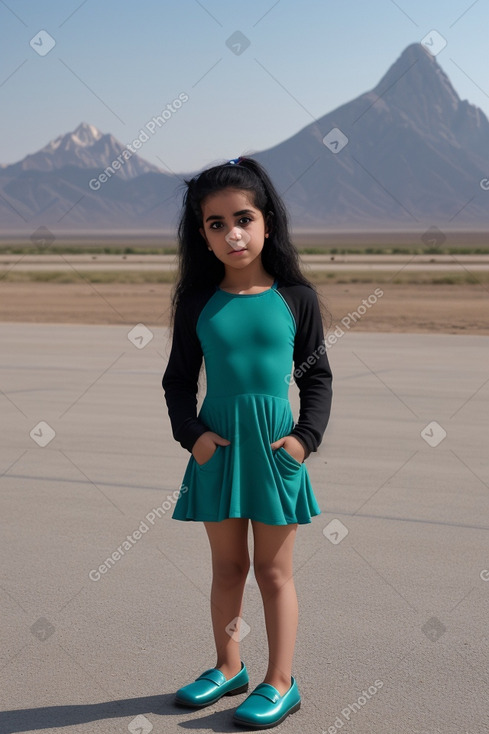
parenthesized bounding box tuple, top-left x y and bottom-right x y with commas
(175, 661, 249, 708)
(233, 677, 301, 729)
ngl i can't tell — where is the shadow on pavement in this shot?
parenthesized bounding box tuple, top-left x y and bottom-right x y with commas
(0, 692, 252, 733)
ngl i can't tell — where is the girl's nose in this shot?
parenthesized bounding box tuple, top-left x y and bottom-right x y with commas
(225, 227, 250, 249)
(228, 227, 241, 240)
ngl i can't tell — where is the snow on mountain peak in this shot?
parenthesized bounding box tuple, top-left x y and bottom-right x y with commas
(71, 122, 103, 146)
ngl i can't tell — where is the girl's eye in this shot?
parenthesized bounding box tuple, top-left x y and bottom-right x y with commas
(209, 216, 252, 231)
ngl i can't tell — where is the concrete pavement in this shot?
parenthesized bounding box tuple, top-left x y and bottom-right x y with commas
(1, 323, 488, 734)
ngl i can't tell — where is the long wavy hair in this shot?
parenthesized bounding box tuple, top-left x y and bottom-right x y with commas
(170, 156, 328, 325)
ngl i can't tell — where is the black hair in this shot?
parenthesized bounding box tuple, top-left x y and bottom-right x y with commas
(169, 156, 329, 326)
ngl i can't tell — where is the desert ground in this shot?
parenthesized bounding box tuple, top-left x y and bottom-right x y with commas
(1, 253, 488, 333)
(1, 280, 488, 334)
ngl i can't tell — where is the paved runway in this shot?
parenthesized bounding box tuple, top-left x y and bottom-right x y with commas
(1, 323, 488, 734)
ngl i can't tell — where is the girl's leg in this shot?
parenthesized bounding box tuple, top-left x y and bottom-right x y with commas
(251, 520, 298, 696)
(203, 518, 250, 680)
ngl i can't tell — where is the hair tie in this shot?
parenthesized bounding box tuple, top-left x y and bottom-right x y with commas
(227, 156, 243, 165)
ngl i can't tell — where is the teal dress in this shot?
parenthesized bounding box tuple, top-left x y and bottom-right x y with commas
(171, 280, 322, 525)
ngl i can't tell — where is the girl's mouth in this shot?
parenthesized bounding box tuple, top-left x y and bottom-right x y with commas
(228, 248, 247, 255)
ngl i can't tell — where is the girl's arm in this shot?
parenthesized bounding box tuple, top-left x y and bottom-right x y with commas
(162, 295, 210, 452)
(288, 286, 333, 459)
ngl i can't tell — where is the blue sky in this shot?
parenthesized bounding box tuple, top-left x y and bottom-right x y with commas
(1, 0, 488, 173)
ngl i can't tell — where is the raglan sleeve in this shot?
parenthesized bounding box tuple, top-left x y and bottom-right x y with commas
(289, 286, 333, 459)
(162, 295, 211, 452)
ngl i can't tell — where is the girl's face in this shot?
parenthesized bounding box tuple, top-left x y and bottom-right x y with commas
(199, 188, 268, 270)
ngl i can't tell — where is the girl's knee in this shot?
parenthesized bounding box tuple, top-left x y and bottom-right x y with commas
(253, 563, 292, 591)
(212, 557, 250, 588)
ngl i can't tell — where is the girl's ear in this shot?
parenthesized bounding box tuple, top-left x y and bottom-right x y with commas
(265, 211, 274, 235)
(199, 227, 207, 243)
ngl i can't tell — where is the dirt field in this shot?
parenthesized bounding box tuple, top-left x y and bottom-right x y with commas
(1, 281, 488, 334)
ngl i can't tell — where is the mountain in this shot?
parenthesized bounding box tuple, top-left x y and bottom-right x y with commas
(255, 43, 489, 228)
(1, 122, 162, 180)
(0, 122, 180, 231)
(1, 44, 488, 233)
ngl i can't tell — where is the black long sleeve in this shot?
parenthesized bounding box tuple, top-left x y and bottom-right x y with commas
(279, 284, 333, 458)
(162, 289, 214, 452)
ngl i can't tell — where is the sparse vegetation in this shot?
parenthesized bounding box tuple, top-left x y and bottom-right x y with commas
(0, 244, 178, 255)
(1, 238, 489, 257)
(1, 244, 489, 255)
(0, 270, 177, 284)
(2, 269, 488, 285)
(301, 246, 489, 255)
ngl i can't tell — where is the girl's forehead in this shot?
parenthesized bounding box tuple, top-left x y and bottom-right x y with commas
(201, 188, 258, 212)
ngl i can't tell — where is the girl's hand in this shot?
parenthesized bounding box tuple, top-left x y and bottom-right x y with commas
(192, 431, 230, 466)
(270, 435, 306, 464)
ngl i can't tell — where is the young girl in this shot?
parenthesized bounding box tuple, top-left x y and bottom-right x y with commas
(162, 156, 332, 729)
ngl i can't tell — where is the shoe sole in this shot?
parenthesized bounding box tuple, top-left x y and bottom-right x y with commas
(233, 700, 301, 729)
(175, 682, 249, 708)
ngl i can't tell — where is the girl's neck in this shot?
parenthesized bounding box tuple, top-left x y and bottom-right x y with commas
(219, 264, 274, 293)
